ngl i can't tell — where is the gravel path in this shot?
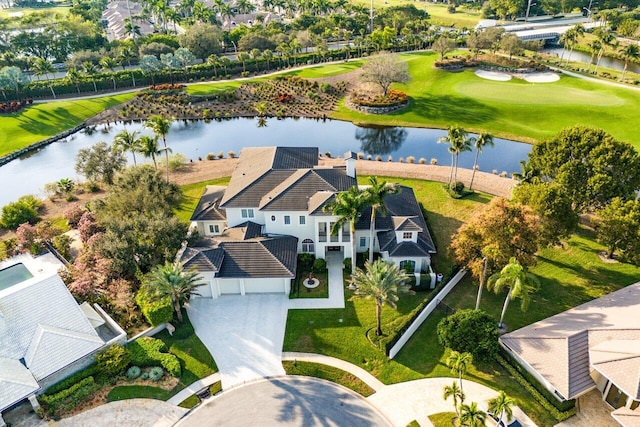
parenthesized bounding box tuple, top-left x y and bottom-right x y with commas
(171, 157, 517, 198)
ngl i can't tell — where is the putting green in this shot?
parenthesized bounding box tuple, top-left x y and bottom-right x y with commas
(455, 77, 625, 106)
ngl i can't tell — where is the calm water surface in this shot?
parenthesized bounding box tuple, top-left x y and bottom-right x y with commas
(1, 118, 531, 206)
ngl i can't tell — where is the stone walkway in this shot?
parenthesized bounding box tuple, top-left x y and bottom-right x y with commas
(555, 389, 618, 427)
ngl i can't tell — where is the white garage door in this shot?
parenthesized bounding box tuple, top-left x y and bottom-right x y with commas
(245, 278, 284, 294)
(196, 281, 213, 298)
(219, 279, 241, 295)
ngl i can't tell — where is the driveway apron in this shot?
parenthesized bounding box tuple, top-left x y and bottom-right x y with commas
(187, 294, 289, 389)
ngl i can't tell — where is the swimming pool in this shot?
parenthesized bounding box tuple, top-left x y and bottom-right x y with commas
(0, 263, 34, 291)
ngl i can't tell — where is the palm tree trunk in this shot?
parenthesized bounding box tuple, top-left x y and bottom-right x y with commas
(594, 50, 604, 74)
(350, 221, 357, 279)
(453, 154, 459, 188)
(499, 293, 511, 328)
(376, 300, 382, 336)
(475, 257, 488, 310)
(449, 152, 454, 187)
(175, 300, 183, 323)
(469, 149, 480, 190)
(622, 62, 628, 81)
(132, 151, 137, 166)
(459, 371, 464, 396)
(49, 84, 56, 99)
(152, 154, 158, 171)
(369, 207, 376, 264)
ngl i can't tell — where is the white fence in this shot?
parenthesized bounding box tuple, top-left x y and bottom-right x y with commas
(389, 268, 467, 359)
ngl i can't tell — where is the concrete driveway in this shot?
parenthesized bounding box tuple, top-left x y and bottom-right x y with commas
(187, 294, 289, 389)
(176, 377, 392, 427)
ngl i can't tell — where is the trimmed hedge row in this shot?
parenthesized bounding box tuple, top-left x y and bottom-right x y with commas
(40, 376, 100, 416)
(43, 364, 98, 395)
(497, 354, 576, 421)
(136, 291, 173, 326)
(128, 337, 181, 376)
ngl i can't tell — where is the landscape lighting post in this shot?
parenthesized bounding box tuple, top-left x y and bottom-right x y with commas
(525, 0, 536, 22)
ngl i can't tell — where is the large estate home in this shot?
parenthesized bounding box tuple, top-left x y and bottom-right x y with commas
(0, 253, 126, 426)
(181, 146, 437, 298)
(501, 282, 640, 427)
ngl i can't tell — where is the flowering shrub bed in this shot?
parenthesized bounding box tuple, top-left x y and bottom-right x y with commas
(148, 84, 185, 91)
(0, 99, 32, 114)
(277, 93, 293, 103)
(350, 89, 409, 108)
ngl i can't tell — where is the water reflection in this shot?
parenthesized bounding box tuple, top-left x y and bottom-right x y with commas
(355, 125, 408, 155)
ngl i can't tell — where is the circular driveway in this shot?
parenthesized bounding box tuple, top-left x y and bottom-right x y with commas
(177, 376, 392, 427)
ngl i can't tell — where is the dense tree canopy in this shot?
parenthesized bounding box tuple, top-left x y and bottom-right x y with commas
(594, 198, 640, 263)
(526, 126, 640, 213)
(437, 309, 500, 362)
(75, 142, 127, 185)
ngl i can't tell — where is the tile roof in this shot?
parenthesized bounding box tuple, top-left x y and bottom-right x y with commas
(613, 407, 640, 427)
(220, 147, 318, 208)
(190, 186, 227, 221)
(217, 236, 298, 278)
(392, 217, 423, 232)
(501, 282, 640, 400)
(307, 191, 335, 215)
(0, 358, 39, 411)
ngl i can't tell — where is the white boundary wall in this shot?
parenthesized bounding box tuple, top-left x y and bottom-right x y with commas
(389, 268, 467, 359)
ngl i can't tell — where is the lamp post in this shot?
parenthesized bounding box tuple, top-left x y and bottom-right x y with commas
(525, 0, 536, 22)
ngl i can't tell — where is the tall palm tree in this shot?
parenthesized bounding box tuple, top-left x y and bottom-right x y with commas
(141, 262, 203, 323)
(469, 133, 494, 190)
(99, 56, 118, 90)
(145, 115, 173, 181)
(113, 129, 141, 165)
(324, 186, 368, 279)
(446, 350, 473, 395)
(81, 61, 98, 92)
(619, 43, 640, 82)
(364, 176, 399, 264)
(443, 381, 465, 419)
(438, 126, 472, 190)
(139, 135, 160, 170)
(487, 257, 540, 328)
(562, 25, 584, 66)
(594, 28, 616, 75)
(351, 260, 411, 336)
(32, 57, 56, 98)
(488, 391, 516, 426)
(586, 39, 601, 73)
(66, 67, 82, 93)
(459, 402, 487, 427)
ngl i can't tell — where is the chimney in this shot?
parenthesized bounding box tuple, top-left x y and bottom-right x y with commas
(344, 151, 356, 178)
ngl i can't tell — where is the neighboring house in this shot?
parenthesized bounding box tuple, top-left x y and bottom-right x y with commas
(102, 1, 154, 41)
(0, 253, 125, 426)
(182, 146, 436, 298)
(501, 282, 640, 426)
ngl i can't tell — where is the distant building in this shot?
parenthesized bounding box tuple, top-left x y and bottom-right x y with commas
(102, 1, 154, 41)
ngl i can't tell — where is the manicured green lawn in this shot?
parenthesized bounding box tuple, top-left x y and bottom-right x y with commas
(283, 361, 375, 397)
(350, 0, 482, 27)
(175, 177, 230, 223)
(429, 412, 457, 427)
(290, 269, 329, 299)
(280, 61, 364, 78)
(107, 312, 217, 402)
(332, 52, 640, 148)
(0, 93, 134, 157)
(185, 81, 242, 96)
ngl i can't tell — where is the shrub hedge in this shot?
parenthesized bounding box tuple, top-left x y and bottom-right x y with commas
(127, 337, 181, 377)
(40, 376, 100, 416)
(136, 291, 173, 326)
(44, 364, 98, 395)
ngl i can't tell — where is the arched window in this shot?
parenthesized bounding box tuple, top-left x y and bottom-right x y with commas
(302, 239, 315, 253)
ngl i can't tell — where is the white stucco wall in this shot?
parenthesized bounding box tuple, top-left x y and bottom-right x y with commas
(225, 208, 265, 228)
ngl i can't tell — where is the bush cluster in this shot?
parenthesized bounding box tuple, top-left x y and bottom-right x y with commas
(40, 376, 100, 416)
(127, 337, 181, 377)
(350, 90, 409, 108)
(312, 258, 327, 273)
(136, 291, 173, 326)
(94, 345, 131, 378)
(0, 99, 32, 114)
(127, 366, 141, 379)
(437, 309, 500, 362)
(149, 366, 164, 381)
(148, 83, 185, 91)
(45, 365, 99, 395)
(298, 253, 315, 269)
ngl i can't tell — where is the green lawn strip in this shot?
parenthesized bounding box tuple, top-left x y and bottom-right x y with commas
(175, 177, 230, 223)
(331, 51, 640, 149)
(428, 412, 456, 427)
(279, 61, 364, 78)
(283, 360, 375, 397)
(177, 381, 222, 409)
(185, 81, 243, 96)
(290, 269, 329, 299)
(108, 313, 217, 402)
(0, 93, 134, 157)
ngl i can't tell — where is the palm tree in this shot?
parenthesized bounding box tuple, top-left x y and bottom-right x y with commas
(512, 160, 540, 184)
(459, 402, 487, 427)
(487, 257, 540, 328)
(619, 43, 640, 82)
(443, 381, 465, 419)
(145, 115, 173, 181)
(207, 54, 219, 77)
(488, 391, 516, 426)
(446, 350, 473, 395)
(594, 28, 616, 75)
(263, 49, 273, 71)
(238, 52, 250, 73)
(32, 57, 56, 98)
(81, 61, 98, 92)
(469, 133, 494, 190)
(351, 260, 411, 336)
(139, 135, 160, 170)
(99, 56, 118, 90)
(113, 129, 141, 165)
(141, 262, 203, 323)
(586, 39, 601, 73)
(364, 176, 399, 264)
(66, 67, 82, 93)
(562, 25, 584, 66)
(438, 126, 472, 190)
(324, 186, 368, 279)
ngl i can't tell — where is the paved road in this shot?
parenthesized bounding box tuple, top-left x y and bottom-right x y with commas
(176, 377, 392, 427)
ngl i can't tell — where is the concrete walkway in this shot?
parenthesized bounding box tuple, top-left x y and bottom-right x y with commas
(282, 352, 384, 392)
(166, 372, 221, 406)
(288, 251, 345, 310)
(55, 399, 186, 427)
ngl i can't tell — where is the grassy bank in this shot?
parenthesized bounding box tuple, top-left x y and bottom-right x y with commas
(0, 93, 134, 157)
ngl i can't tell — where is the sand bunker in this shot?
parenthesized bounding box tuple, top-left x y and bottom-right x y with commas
(474, 70, 512, 81)
(523, 72, 560, 83)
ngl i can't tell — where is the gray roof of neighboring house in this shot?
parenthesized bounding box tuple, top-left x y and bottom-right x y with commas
(190, 186, 227, 222)
(613, 407, 640, 427)
(180, 223, 297, 279)
(359, 186, 436, 256)
(220, 147, 319, 208)
(0, 358, 39, 412)
(501, 282, 640, 400)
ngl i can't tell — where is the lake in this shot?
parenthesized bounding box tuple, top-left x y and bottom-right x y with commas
(0, 118, 532, 207)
